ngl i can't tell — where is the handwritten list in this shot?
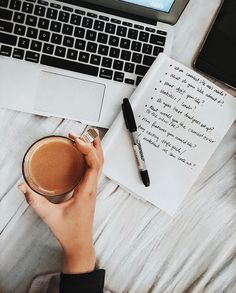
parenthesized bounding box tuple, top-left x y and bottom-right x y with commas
(103, 54, 236, 215)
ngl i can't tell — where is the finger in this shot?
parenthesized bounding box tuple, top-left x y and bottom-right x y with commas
(68, 131, 78, 141)
(73, 168, 98, 199)
(18, 183, 55, 222)
(93, 134, 104, 163)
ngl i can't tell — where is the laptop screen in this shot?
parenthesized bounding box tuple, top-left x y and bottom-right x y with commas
(121, 0, 176, 13)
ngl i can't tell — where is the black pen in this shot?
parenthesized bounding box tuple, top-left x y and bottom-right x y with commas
(122, 98, 150, 187)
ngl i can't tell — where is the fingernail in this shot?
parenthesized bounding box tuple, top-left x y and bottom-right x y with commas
(18, 183, 27, 194)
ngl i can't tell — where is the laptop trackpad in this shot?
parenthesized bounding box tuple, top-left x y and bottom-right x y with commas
(34, 71, 105, 122)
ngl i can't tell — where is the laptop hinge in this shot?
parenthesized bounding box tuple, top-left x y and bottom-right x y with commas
(56, 0, 157, 25)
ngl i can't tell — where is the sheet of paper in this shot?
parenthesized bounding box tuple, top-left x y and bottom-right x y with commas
(103, 54, 236, 215)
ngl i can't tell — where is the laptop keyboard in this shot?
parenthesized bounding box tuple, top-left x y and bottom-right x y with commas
(0, 0, 167, 86)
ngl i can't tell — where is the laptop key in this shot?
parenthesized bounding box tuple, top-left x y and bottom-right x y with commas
(150, 34, 166, 46)
(124, 62, 134, 73)
(26, 27, 38, 38)
(18, 37, 29, 48)
(67, 49, 78, 60)
(98, 44, 109, 56)
(63, 5, 72, 12)
(153, 46, 163, 56)
(78, 51, 89, 63)
(111, 18, 120, 24)
(70, 14, 81, 25)
(75, 9, 85, 15)
(59, 11, 69, 23)
(108, 35, 119, 47)
(0, 32, 16, 45)
(14, 24, 26, 35)
(41, 55, 99, 76)
(99, 15, 109, 21)
(114, 71, 124, 82)
(156, 30, 167, 36)
(139, 31, 149, 42)
(109, 47, 120, 58)
(75, 39, 85, 50)
(13, 47, 24, 59)
(55, 46, 65, 57)
(34, 5, 46, 17)
(90, 54, 101, 65)
(62, 24, 73, 35)
(51, 33, 62, 45)
(142, 43, 153, 55)
(134, 24, 144, 30)
(99, 68, 113, 80)
(113, 60, 123, 71)
(0, 8, 12, 20)
(0, 44, 12, 56)
(121, 50, 131, 61)
(143, 55, 155, 66)
(39, 30, 50, 41)
(43, 43, 54, 54)
(74, 27, 85, 38)
(38, 0, 48, 6)
(50, 21, 61, 32)
(94, 20, 104, 31)
(25, 51, 39, 63)
(116, 26, 127, 37)
(46, 8, 58, 20)
(87, 41, 97, 53)
(26, 15, 37, 27)
(87, 12, 97, 18)
(50, 3, 61, 9)
(31, 40, 42, 52)
(82, 17, 93, 28)
(131, 41, 141, 52)
(97, 32, 107, 44)
(132, 52, 142, 63)
(63, 36, 74, 47)
(22, 2, 33, 13)
(120, 38, 130, 49)
(125, 78, 135, 85)
(38, 18, 49, 29)
(102, 57, 112, 68)
(105, 23, 115, 34)
(0, 20, 13, 32)
(9, 0, 21, 10)
(13, 12, 25, 24)
(86, 29, 96, 41)
(0, 0, 9, 8)
(128, 28, 138, 39)
(135, 64, 149, 76)
(136, 76, 142, 86)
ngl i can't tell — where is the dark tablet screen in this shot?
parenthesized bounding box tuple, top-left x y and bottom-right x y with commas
(194, 0, 236, 88)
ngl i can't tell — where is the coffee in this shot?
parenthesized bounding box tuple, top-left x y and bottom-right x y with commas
(23, 136, 85, 197)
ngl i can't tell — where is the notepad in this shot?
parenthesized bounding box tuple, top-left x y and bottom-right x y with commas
(103, 54, 236, 215)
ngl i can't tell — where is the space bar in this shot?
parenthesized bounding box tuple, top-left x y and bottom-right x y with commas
(41, 55, 99, 77)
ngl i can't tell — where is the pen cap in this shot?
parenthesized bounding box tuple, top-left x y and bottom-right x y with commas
(122, 98, 137, 132)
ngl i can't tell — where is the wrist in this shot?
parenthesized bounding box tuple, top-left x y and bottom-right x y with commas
(63, 245, 96, 274)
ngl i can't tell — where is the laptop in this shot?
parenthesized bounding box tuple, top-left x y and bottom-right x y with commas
(0, 0, 190, 128)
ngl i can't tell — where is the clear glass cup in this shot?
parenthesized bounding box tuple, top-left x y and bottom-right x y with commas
(22, 136, 85, 202)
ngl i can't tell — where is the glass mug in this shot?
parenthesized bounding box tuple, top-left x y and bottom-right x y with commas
(22, 129, 97, 202)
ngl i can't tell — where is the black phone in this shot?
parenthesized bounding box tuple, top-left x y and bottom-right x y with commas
(194, 0, 236, 89)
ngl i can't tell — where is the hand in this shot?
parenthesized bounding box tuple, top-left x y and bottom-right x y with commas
(18, 131, 104, 274)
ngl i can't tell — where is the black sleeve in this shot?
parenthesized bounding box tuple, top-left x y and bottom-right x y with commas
(59, 269, 105, 293)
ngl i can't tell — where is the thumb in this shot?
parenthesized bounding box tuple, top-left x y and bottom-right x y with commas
(18, 183, 55, 223)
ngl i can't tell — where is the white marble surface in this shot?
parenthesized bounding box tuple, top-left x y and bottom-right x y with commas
(1, 0, 236, 292)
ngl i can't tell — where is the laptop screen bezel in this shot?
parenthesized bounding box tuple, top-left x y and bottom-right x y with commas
(80, 0, 190, 24)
